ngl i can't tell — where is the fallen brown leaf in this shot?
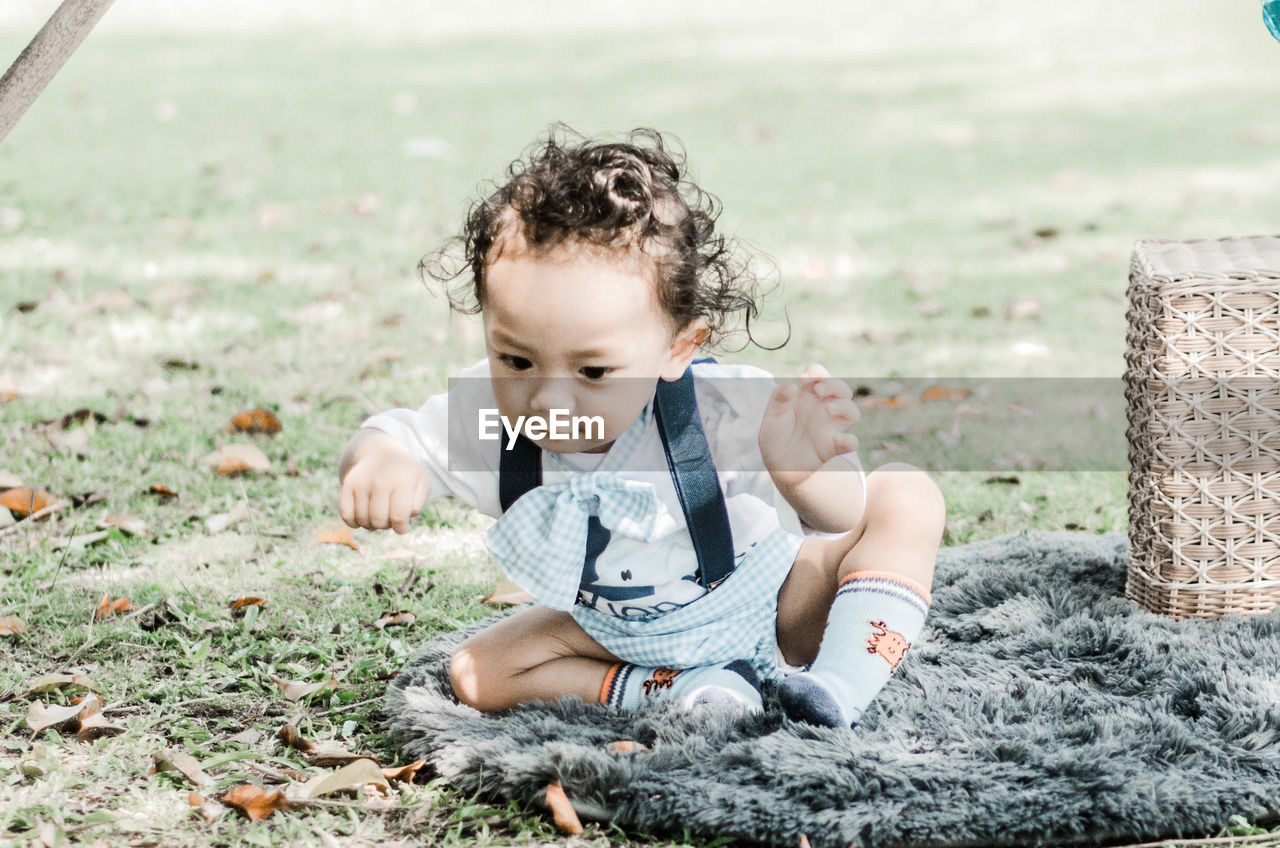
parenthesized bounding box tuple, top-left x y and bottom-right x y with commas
(277, 723, 315, 754)
(149, 484, 179, 501)
(0, 371, 18, 402)
(200, 444, 271, 476)
(483, 578, 533, 606)
(302, 758, 389, 799)
(76, 710, 125, 742)
(1, 487, 57, 519)
(382, 758, 427, 783)
(0, 615, 26, 636)
(23, 673, 102, 696)
(26, 699, 89, 734)
(206, 500, 250, 534)
(229, 596, 268, 613)
(370, 610, 416, 630)
(94, 595, 132, 622)
(920, 386, 971, 403)
(152, 749, 213, 787)
(220, 784, 292, 821)
(226, 408, 283, 435)
(316, 522, 362, 552)
(188, 791, 226, 823)
(270, 675, 338, 702)
(545, 781, 583, 835)
(860, 395, 909, 411)
(275, 723, 367, 766)
(99, 514, 147, 536)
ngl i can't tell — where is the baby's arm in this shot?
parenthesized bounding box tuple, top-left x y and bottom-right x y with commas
(339, 429, 430, 535)
(758, 364, 865, 534)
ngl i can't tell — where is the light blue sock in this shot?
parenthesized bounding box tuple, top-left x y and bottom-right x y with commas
(780, 570, 930, 728)
(600, 660, 762, 713)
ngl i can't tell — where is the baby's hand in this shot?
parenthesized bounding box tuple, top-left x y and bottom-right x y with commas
(758, 363, 860, 491)
(339, 430, 430, 535)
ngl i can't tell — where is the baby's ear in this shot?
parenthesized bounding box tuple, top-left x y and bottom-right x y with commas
(659, 318, 709, 381)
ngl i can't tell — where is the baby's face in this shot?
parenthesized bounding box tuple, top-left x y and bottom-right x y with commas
(481, 244, 700, 454)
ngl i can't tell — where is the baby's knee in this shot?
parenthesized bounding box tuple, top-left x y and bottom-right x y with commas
(449, 636, 503, 712)
(867, 463, 946, 532)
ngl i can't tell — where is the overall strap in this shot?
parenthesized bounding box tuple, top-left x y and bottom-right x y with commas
(497, 359, 735, 589)
(652, 361, 735, 588)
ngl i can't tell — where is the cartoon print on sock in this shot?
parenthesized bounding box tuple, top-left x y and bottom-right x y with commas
(642, 667, 682, 697)
(865, 619, 910, 671)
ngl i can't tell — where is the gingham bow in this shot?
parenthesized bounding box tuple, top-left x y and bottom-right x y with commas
(484, 471, 659, 612)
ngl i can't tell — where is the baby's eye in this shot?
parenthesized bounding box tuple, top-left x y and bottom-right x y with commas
(499, 354, 532, 372)
(579, 366, 613, 381)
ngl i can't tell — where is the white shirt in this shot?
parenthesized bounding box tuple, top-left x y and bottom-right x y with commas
(363, 359, 861, 616)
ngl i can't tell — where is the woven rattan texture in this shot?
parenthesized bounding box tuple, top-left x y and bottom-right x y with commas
(1125, 236, 1280, 618)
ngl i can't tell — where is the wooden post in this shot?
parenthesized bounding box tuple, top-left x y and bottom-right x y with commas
(0, 0, 118, 144)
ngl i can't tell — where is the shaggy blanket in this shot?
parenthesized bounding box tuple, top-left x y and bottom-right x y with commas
(384, 531, 1280, 847)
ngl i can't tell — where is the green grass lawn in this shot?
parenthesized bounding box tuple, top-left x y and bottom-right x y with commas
(2, 1, 1280, 845)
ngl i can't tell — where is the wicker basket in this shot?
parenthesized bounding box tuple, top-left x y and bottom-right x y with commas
(1125, 236, 1280, 618)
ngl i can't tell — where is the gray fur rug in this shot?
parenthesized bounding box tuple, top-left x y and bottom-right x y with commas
(383, 531, 1280, 847)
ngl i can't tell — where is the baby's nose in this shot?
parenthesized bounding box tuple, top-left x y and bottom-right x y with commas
(528, 379, 575, 418)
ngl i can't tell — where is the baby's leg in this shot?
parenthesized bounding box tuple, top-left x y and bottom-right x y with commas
(775, 462, 945, 727)
(449, 606, 619, 712)
(449, 606, 765, 714)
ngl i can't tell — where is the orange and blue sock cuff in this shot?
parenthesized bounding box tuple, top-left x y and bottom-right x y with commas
(836, 569, 933, 606)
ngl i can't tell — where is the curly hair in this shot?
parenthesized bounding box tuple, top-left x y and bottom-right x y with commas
(420, 125, 783, 351)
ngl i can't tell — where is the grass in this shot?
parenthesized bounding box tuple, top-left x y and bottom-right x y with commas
(2, 0, 1280, 844)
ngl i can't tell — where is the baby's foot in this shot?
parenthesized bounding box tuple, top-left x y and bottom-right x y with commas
(778, 671, 851, 728)
(678, 660, 763, 713)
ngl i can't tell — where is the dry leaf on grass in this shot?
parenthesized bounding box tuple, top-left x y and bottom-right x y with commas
(220, 784, 292, 820)
(545, 781, 584, 835)
(26, 699, 89, 734)
(76, 710, 126, 742)
(200, 444, 271, 476)
(270, 675, 338, 702)
(316, 522, 362, 552)
(483, 578, 533, 606)
(188, 791, 226, 823)
(51, 530, 111, 550)
(861, 395, 911, 411)
(149, 484, 179, 501)
(25, 693, 122, 741)
(0, 371, 18, 402)
(301, 758, 389, 799)
(23, 673, 103, 695)
(1, 487, 58, 519)
(370, 610, 416, 630)
(152, 749, 213, 787)
(277, 723, 314, 754)
(1, 615, 27, 636)
(206, 500, 250, 534)
(382, 758, 426, 783)
(99, 514, 147, 536)
(921, 385, 972, 402)
(276, 723, 371, 767)
(93, 595, 132, 622)
(229, 596, 267, 613)
(226, 408, 283, 435)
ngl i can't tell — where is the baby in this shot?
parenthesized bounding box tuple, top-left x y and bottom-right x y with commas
(339, 128, 945, 728)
